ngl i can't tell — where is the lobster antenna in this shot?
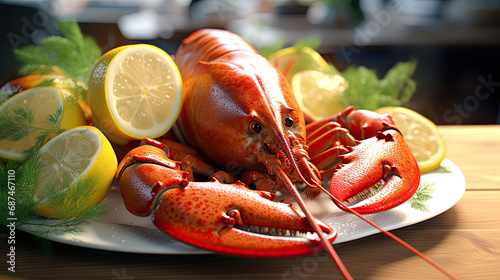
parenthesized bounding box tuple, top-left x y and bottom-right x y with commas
(314, 184, 459, 280)
(273, 165, 354, 280)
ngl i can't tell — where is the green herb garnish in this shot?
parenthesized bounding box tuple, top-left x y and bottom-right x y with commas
(0, 21, 105, 236)
(37, 76, 89, 104)
(437, 164, 452, 173)
(0, 105, 64, 154)
(0, 91, 10, 102)
(0, 152, 40, 226)
(334, 60, 417, 110)
(292, 35, 322, 52)
(14, 21, 101, 86)
(0, 152, 105, 236)
(408, 181, 434, 212)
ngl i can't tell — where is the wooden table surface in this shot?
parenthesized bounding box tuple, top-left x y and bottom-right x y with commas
(2, 125, 500, 280)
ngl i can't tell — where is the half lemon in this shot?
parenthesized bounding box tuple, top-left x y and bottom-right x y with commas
(88, 44, 182, 142)
(33, 126, 117, 218)
(0, 86, 86, 161)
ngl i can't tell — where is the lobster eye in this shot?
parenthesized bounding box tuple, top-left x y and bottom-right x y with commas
(249, 121, 263, 134)
(284, 117, 294, 127)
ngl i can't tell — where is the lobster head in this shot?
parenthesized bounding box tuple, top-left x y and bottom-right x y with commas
(174, 29, 320, 187)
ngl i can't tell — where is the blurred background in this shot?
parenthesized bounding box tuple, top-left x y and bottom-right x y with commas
(1, 0, 499, 125)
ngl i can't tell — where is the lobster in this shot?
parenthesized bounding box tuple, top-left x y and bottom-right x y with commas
(116, 29, 457, 279)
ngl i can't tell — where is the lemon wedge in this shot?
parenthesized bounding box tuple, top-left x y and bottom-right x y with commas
(33, 126, 117, 218)
(88, 44, 182, 142)
(375, 107, 446, 173)
(270, 47, 333, 83)
(291, 70, 347, 119)
(0, 87, 86, 161)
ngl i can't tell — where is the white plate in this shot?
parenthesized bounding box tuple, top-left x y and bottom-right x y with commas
(20, 158, 466, 254)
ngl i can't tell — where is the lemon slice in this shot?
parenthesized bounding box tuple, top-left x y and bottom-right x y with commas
(291, 70, 347, 119)
(375, 107, 446, 173)
(33, 126, 117, 218)
(270, 47, 334, 83)
(0, 87, 86, 161)
(88, 44, 182, 141)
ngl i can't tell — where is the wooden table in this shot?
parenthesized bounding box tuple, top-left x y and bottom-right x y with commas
(2, 125, 499, 280)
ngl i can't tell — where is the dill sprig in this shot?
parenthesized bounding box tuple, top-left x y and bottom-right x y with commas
(0, 105, 64, 154)
(437, 164, 452, 173)
(338, 60, 417, 111)
(22, 176, 106, 237)
(37, 77, 88, 104)
(0, 152, 106, 236)
(14, 21, 101, 84)
(0, 91, 10, 102)
(1, 152, 41, 226)
(46, 176, 105, 220)
(408, 181, 435, 212)
(0, 21, 105, 236)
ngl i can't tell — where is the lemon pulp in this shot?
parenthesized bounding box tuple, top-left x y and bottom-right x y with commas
(292, 70, 347, 119)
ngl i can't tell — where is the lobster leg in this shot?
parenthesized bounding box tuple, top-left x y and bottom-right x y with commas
(210, 170, 239, 184)
(310, 146, 349, 177)
(307, 127, 357, 158)
(306, 121, 341, 141)
(180, 155, 218, 181)
(240, 171, 283, 193)
(146, 138, 219, 181)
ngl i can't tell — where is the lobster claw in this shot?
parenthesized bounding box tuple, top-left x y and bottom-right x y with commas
(117, 141, 337, 258)
(329, 129, 420, 214)
(153, 179, 336, 258)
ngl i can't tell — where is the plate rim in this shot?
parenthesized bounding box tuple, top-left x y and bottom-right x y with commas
(19, 158, 466, 255)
